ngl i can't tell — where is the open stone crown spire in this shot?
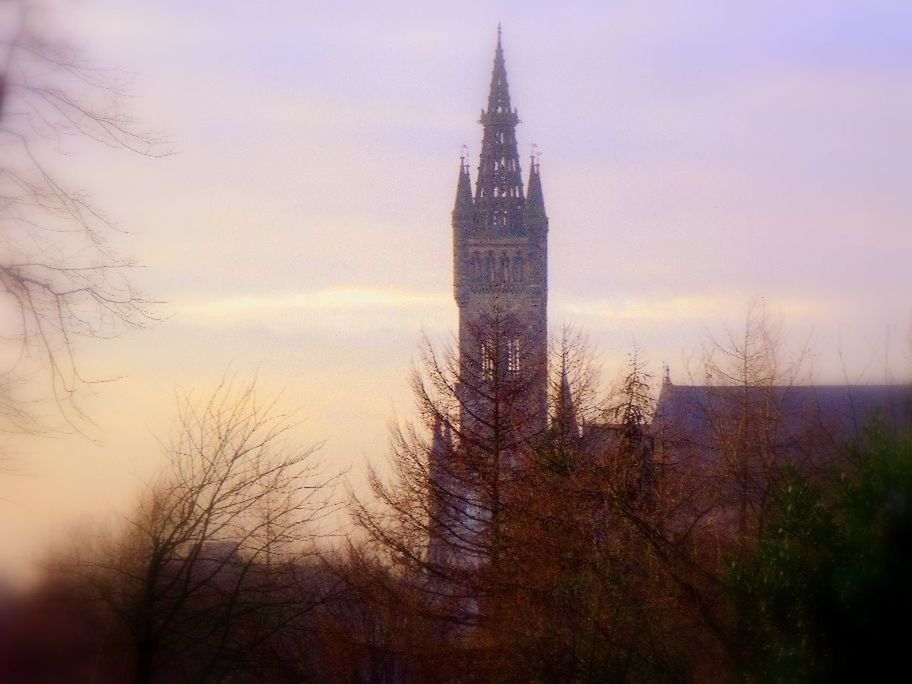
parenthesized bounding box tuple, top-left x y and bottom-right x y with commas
(474, 26, 525, 233)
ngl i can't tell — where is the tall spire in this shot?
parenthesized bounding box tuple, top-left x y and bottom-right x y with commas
(555, 357, 580, 440)
(475, 25, 524, 233)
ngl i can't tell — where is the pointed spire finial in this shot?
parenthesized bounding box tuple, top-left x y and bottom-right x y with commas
(486, 24, 510, 115)
(531, 143, 541, 172)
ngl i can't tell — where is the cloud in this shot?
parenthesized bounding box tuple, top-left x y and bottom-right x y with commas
(555, 293, 837, 325)
(177, 286, 451, 322)
(174, 287, 842, 331)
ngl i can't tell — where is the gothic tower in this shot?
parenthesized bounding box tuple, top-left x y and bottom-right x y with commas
(427, 27, 550, 572)
(452, 26, 549, 438)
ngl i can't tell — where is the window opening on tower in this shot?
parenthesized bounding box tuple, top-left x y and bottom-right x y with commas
(481, 342, 495, 381)
(507, 338, 521, 374)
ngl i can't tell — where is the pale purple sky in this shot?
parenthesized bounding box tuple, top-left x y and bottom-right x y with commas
(1, 0, 910, 581)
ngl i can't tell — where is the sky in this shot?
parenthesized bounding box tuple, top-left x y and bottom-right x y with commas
(1, 0, 911, 583)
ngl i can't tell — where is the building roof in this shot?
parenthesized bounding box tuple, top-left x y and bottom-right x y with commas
(652, 383, 912, 456)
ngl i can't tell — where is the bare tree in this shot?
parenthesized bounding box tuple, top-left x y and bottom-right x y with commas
(679, 302, 815, 544)
(0, 0, 160, 436)
(54, 379, 340, 682)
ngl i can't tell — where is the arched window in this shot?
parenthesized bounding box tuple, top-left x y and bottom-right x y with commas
(485, 252, 495, 282)
(500, 252, 510, 282)
(470, 252, 480, 277)
(512, 254, 524, 282)
(481, 342, 495, 381)
(507, 338, 521, 374)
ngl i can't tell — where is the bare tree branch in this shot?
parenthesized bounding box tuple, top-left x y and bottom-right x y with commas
(0, 0, 165, 441)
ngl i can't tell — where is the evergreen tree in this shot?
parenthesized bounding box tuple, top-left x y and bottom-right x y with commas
(728, 424, 912, 681)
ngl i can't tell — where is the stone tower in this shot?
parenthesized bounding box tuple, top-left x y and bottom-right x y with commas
(452, 26, 549, 438)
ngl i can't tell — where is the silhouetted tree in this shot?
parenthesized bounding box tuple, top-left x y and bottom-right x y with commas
(0, 0, 160, 437)
(52, 379, 340, 682)
(691, 302, 814, 544)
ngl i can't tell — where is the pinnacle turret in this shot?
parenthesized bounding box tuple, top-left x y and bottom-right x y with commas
(453, 156, 473, 220)
(523, 154, 547, 229)
(431, 416, 445, 453)
(430, 415, 453, 469)
(555, 358, 580, 439)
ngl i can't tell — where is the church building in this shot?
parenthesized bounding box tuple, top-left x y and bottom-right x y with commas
(428, 27, 911, 566)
